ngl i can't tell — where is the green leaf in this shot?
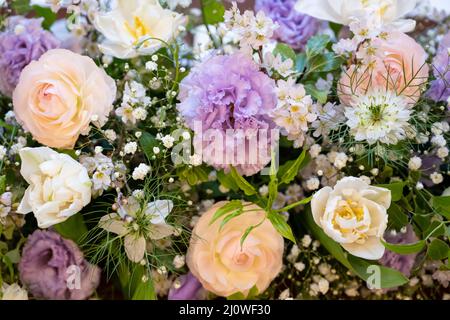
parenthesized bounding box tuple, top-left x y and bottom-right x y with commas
(304, 83, 328, 104)
(132, 278, 157, 300)
(308, 53, 344, 73)
(267, 178, 278, 210)
(428, 239, 450, 260)
(306, 35, 330, 58)
(382, 239, 426, 255)
(217, 170, 239, 191)
(230, 167, 257, 196)
(302, 207, 352, 270)
(347, 255, 409, 289)
(11, 0, 31, 14)
(177, 166, 209, 185)
(267, 212, 295, 243)
(0, 176, 5, 194)
(273, 43, 296, 63)
(423, 221, 446, 239)
(139, 132, 159, 161)
(210, 200, 243, 225)
(377, 182, 404, 202)
(431, 196, 450, 219)
(220, 209, 244, 230)
(53, 213, 88, 243)
(277, 149, 307, 185)
(202, 0, 225, 25)
(32, 5, 57, 29)
(4, 249, 20, 264)
(227, 291, 246, 300)
(387, 203, 408, 230)
(295, 53, 307, 74)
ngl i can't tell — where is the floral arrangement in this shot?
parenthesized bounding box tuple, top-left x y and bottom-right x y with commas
(0, 0, 449, 301)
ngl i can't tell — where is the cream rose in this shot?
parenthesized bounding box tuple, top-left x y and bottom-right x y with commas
(18, 147, 92, 228)
(1, 283, 28, 300)
(338, 32, 429, 106)
(187, 201, 284, 297)
(311, 177, 390, 260)
(13, 49, 116, 149)
(93, 0, 186, 59)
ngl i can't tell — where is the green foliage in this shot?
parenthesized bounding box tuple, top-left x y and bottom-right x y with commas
(427, 239, 450, 260)
(230, 167, 257, 196)
(277, 149, 308, 185)
(0, 176, 5, 194)
(377, 182, 405, 202)
(139, 132, 159, 161)
(54, 213, 88, 243)
(347, 255, 409, 289)
(304, 83, 328, 104)
(273, 43, 296, 62)
(32, 5, 57, 29)
(387, 203, 408, 230)
(177, 165, 209, 185)
(267, 211, 295, 243)
(201, 0, 225, 25)
(431, 196, 450, 219)
(209, 200, 243, 225)
(382, 239, 426, 255)
(227, 285, 259, 300)
(305, 35, 331, 59)
(217, 170, 239, 191)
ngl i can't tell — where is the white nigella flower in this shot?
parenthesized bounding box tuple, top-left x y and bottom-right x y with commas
(345, 90, 412, 145)
(99, 198, 175, 262)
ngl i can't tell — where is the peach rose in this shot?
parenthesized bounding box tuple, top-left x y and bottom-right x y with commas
(187, 201, 284, 297)
(338, 32, 429, 106)
(13, 49, 116, 149)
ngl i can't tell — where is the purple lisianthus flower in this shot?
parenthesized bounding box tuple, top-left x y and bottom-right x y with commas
(177, 53, 277, 176)
(19, 230, 101, 300)
(427, 31, 450, 103)
(255, 0, 321, 50)
(0, 16, 60, 97)
(168, 273, 205, 300)
(379, 225, 419, 277)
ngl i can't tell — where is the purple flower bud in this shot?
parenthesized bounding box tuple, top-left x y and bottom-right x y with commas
(255, 0, 321, 50)
(168, 272, 205, 300)
(427, 31, 450, 103)
(19, 230, 101, 300)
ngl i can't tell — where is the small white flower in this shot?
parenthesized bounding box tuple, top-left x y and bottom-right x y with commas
(309, 144, 322, 158)
(132, 107, 148, 121)
(153, 147, 160, 155)
(92, 171, 111, 191)
(431, 135, 447, 147)
(294, 262, 305, 272)
(161, 135, 175, 148)
(173, 255, 186, 269)
(94, 146, 103, 154)
(145, 61, 158, 71)
(318, 278, 329, 295)
(182, 131, 191, 140)
(408, 156, 422, 171)
(437, 147, 449, 159)
(104, 129, 117, 141)
(124, 142, 138, 155)
(430, 172, 444, 185)
(259, 185, 269, 197)
(333, 152, 348, 170)
(416, 182, 424, 190)
(306, 177, 320, 191)
(301, 234, 312, 248)
(0, 146, 7, 160)
(132, 163, 151, 180)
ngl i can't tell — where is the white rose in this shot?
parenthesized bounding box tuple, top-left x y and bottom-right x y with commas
(311, 177, 390, 260)
(295, 0, 419, 32)
(1, 283, 28, 300)
(17, 147, 92, 228)
(93, 0, 186, 59)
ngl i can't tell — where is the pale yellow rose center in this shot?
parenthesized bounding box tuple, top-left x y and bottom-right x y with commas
(332, 199, 368, 240)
